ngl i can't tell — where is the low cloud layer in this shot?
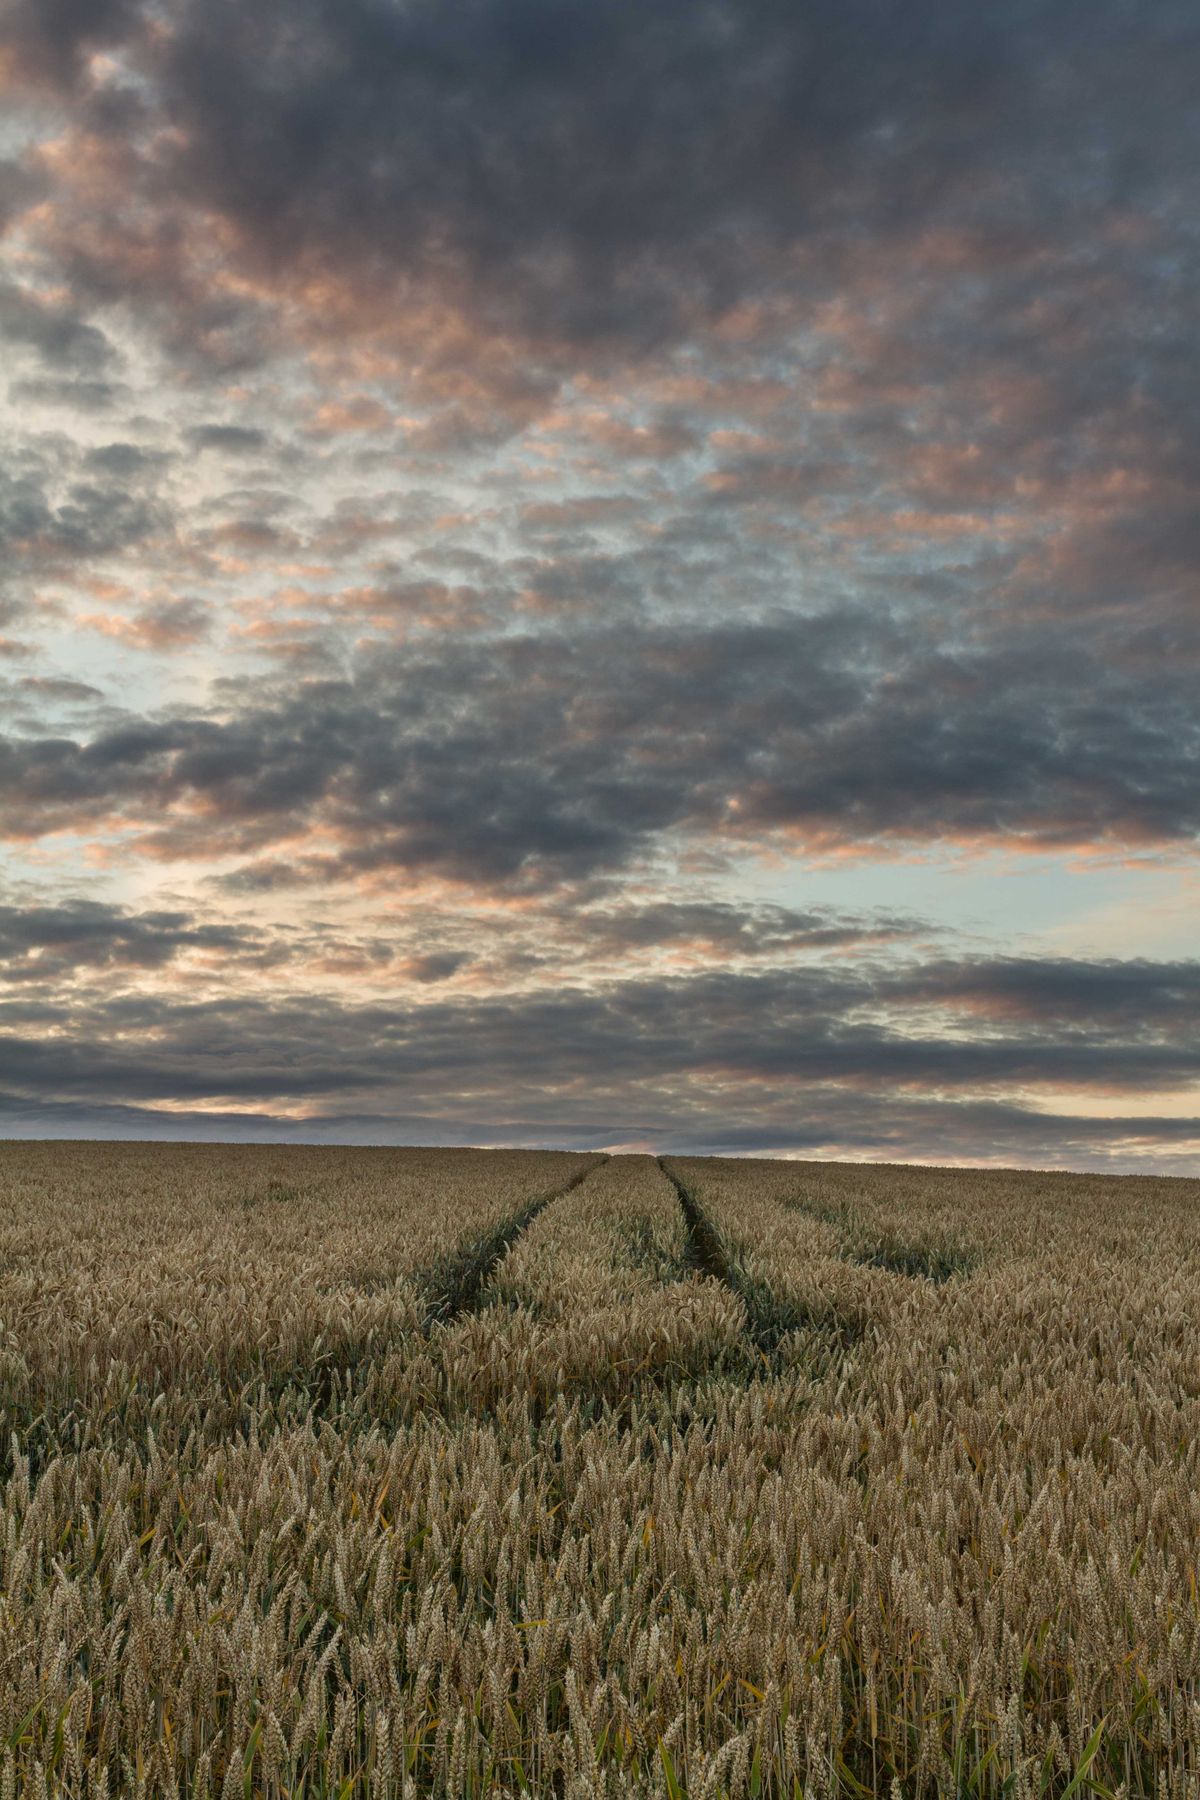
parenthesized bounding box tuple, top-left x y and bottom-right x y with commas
(0, 895, 1194, 1171)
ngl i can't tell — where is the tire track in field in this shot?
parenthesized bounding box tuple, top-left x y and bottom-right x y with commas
(422, 1155, 609, 1329)
(657, 1156, 732, 1287)
(659, 1157, 864, 1360)
(657, 1156, 782, 1351)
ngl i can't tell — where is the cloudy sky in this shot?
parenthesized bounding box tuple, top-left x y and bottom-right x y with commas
(1, 0, 1197, 1168)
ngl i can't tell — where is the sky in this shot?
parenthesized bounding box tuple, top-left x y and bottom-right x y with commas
(0, 0, 1197, 1170)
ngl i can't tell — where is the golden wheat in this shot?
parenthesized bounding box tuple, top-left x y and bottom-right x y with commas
(0, 1141, 1197, 1796)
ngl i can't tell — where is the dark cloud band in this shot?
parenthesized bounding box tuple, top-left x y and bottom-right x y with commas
(0, 946, 1196, 1168)
(2, 619, 1196, 880)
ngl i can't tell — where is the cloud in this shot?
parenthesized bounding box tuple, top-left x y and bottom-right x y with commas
(1, 1086, 1197, 1176)
(126, 2, 1200, 352)
(2, 615, 1196, 875)
(79, 596, 210, 649)
(5, 0, 1194, 403)
(7, 377, 121, 412)
(185, 424, 270, 454)
(0, 947, 1195, 1168)
(889, 958, 1200, 1037)
(555, 898, 927, 964)
(0, 899, 256, 981)
(0, 158, 47, 232)
(0, 435, 167, 572)
(83, 441, 170, 479)
(402, 951, 473, 985)
(0, 0, 145, 90)
(0, 282, 117, 374)
(16, 676, 102, 702)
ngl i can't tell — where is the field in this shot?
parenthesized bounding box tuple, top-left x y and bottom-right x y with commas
(0, 1143, 1198, 1797)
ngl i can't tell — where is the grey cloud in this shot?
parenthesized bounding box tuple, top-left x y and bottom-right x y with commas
(2, 0, 1197, 1176)
(0, 672, 110, 734)
(8, 378, 121, 412)
(406, 952, 473, 984)
(149, 0, 1197, 349)
(83, 442, 171, 479)
(0, 900, 257, 981)
(0, 958, 1194, 1096)
(0, 0, 145, 86)
(566, 899, 927, 961)
(163, 891, 924, 988)
(0, 282, 116, 374)
(186, 424, 271, 454)
(6, 0, 1195, 368)
(0, 438, 167, 567)
(17, 677, 103, 702)
(215, 860, 330, 895)
(0, 1088, 1195, 1177)
(2, 616, 1196, 877)
(0, 158, 46, 232)
(0, 951, 1195, 1168)
(890, 958, 1200, 1037)
(111, 597, 212, 649)
(42, 483, 164, 559)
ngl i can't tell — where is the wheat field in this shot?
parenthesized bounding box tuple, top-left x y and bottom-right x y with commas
(0, 1142, 1197, 1797)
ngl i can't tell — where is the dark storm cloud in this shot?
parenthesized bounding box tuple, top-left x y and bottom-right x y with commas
(3, 616, 1196, 876)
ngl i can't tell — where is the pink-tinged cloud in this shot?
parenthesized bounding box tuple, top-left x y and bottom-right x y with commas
(77, 598, 210, 649)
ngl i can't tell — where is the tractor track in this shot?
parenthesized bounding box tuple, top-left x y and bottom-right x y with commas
(423, 1154, 610, 1329)
(659, 1156, 864, 1358)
